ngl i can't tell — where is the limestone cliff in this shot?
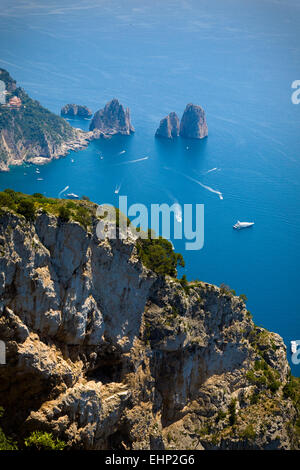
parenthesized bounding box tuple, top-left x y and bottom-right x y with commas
(0, 70, 94, 172)
(89, 99, 135, 136)
(0, 200, 299, 450)
(180, 103, 208, 139)
(61, 104, 93, 119)
(155, 112, 180, 139)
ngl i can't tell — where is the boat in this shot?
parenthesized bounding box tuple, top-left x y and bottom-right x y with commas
(233, 220, 254, 230)
(66, 193, 79, 199)
(291, 341, 298, 354)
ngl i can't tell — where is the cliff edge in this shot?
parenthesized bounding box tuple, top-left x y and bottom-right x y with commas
(0, 192, 299, 450)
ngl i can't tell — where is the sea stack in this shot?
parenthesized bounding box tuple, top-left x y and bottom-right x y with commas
(89, 98, 134, 135)
(155, 112, 180, 139)
(180, 103, 208, 139)
(61, 104, 93, 118)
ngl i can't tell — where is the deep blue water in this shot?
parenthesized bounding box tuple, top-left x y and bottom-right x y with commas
(0, 0, 299, 374)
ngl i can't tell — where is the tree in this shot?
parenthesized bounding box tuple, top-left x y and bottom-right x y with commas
(137, 236, 185, 277)
(17, 199, 35, 221)
(58, 205, 71, 222)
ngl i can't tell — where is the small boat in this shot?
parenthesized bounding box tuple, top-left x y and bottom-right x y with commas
(66, 193, 79, 199)
(37, 177, 43, 181)
(233, 220, 254, 230)
(291, 341, 298, 354)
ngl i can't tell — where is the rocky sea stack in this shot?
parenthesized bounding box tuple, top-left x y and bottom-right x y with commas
(155, 112, 180, 139)
(0, 191, 299, 450)
(180, 103, 208, 139)
(61, 104, 93, 119)
(89, 98, 134, 136)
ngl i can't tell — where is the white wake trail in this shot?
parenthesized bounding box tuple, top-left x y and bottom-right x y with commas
(115, 157, 149, 166)
(164, 167, 223, 200)
(58, 185, 69, 198)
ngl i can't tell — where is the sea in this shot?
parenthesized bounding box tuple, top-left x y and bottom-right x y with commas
(0, 0, 299, 374)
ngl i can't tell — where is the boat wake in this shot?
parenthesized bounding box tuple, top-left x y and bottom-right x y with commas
(198, 182, 223, 200)
(58, 185, 69, 198)
(164, 167, 223, 200)
(115, 157, 149, 166)
(114, 183, 122, 194)
(203, 167, 220, 174)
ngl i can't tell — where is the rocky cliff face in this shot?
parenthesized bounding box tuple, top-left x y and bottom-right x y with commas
(89, 99, 134, 136)
(0, 70, 94, 172)
(180, 103, 208, 139)
(155, 112, 180, 139)
(61, 104, 93, 119)
(0, 207, 299, 450)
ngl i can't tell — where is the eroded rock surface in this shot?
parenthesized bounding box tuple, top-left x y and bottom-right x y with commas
(0, 211, 298, 450)
(61, 104, 93, 119)
(180, 103, 208, 139)
(155, 112, 180, 139)
(89, 99, 134, 136)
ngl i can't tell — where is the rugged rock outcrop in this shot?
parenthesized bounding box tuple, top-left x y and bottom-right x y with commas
(89, 99, 134, 136)
(0, 69, 96, 172)
(180, 103, 208, 139)
(61, 104, 93, 119)
(0, 203, 299, 450)
(155, 112, 180, 139)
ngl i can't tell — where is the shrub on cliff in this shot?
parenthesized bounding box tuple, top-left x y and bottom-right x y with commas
(0, 407, 17, 450)
(73, 205, 92, 229)
(58, 205, 71, 222)
(137, 234, 185, 277)
(24, 431, 66, 451)
(17, 199, 35, 221)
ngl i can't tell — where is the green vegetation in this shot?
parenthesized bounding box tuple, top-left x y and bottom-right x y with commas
(17, 199, 36, 221)
(0, 406, 66, 450)
(240, 424, 256, 440)
(219, 283, 236, 296)
(239, 293, 248, 303)
(73, 205, 92, 229)
(58, 205, 71, 222)
(0, 189, 96, 230)
(216, 409, 227, 422)
(0, 69, 75, 165)
(0, 407, 17, 450)
(137, 232, 185, 277)
(246, 359, 281, 393)
(228, 399, 237, 426)
(24, 431, 66, 451)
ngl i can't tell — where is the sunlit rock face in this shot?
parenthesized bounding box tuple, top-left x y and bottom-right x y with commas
(89, 99, 134, 136)
(0, 209, 297, 450)
(61, 104, 93, 118)
(180, 103, 208, 139)
(155, 112, 180, 139)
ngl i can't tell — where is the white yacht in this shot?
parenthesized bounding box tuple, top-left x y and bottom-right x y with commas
(66, 193, 79, 199)
(233, 220, 254, 230)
